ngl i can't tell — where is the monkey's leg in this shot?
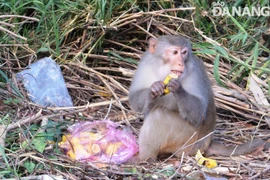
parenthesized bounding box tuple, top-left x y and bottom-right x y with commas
(138, 109, 194, 160)
(174, 134, 212, 157)
(138, 108, 174, 160)
(138, 117, 160, 160)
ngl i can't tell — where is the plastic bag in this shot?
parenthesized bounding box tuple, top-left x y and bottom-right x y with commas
(16, 57, 73, 107)
(58, 120, 138, 164)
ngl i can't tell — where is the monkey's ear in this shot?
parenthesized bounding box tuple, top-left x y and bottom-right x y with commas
(148, 37, 157, 54)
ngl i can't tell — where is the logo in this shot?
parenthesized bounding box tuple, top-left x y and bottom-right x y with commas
(212, 1, 270, 17)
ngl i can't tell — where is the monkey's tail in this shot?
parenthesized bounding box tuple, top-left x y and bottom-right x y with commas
(205, 139, 267, 156)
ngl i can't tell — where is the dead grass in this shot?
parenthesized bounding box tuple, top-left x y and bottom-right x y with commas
(0, 3, 269, 180)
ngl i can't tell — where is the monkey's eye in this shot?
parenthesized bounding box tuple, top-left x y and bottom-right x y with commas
(173, 50, 178, 55)
(181, 50, 187, 55)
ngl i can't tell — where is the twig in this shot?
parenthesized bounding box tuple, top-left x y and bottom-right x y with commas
(0, 15, 39, 21)
(0, 26, 27, 40)
(0, 110, 42, 147)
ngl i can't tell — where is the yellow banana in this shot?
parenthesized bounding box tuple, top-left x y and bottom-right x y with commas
(195, 150, 217, 169)
(163, 74, 178, 94)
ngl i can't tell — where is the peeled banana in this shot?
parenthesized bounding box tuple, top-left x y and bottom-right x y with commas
(163, 73, 178, 94)
(195, 149, 217, 169)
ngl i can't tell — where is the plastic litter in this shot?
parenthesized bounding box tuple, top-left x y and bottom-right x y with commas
(16, 57, 73, 107)
(58, 120, 138, 164)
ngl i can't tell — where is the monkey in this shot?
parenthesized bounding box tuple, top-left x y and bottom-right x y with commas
(128, 35, 266, 161)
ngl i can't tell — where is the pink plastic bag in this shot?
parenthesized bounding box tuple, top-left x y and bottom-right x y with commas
(59, 120, 138, 164)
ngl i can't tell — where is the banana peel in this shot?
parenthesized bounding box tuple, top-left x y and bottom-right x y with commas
(163, 74, 178, 94)
(106, 142, 123, 156)
(195, 150, 217, 169)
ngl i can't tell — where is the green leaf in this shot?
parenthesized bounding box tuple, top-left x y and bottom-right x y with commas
(109, 51, 138, 65)
(242, 32, 248, 45)
(251, 42, 259, 71)
(214, 45, 229, 58)
(231, 55, 252, 82)
(0, 171, 12, 175)
(21, 141, 30, 150)
(32, 137, 47, 153)
(230, 33, 245, 43)
(213, 55, 225, 87)
(229, 15, 246, 33)
(124, 167, 138, 173)
(37, 47, 49, 53)
(156, 165, 175, 177)
(23, 161, 36, 173)
(258, 58, 270, 76)
(193, 42, 213, 49)
(268, 79, 270, 96)
(228, 64, 240, 77)
(0, 70, 8, 82)
(3, 98, 20, 105)
(195, 49, 216, 55)
(0, 144, 10, 168)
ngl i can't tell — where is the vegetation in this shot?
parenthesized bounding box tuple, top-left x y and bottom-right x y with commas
(0, 0, 269, 179)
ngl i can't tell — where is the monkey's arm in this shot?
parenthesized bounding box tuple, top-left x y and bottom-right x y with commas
(168, 72, 209, 128)
(129, 64, 165, 113)
(128, 89, 153, 113)
(129, 79, 167, 113)
(169, 57, 212, 127)
(175, 85, 205, 127)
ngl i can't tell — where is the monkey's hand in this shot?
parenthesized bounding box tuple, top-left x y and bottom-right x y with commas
(167, 78, 181, 93)
(150, 81, 165, 99)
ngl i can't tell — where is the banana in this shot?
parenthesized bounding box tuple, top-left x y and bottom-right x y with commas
(163, 73, 178, 94)
(195, 149, 217, 169)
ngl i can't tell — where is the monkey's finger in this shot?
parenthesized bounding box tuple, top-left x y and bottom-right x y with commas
(151, 89, 164, 98)
(158, 83, 167, 96)
(150, 81, 166, 97)
(150, 87, 161, 98)
(167, 79, 180, 92)
(155, 81, 166, 88)
(151, 85, 160, 93)
(151, 88, 164, 97)
(168, 78, 179, 85)
(152, 82, 165, 91)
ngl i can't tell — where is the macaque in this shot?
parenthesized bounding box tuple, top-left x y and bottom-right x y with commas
(128, 35, 265, 161)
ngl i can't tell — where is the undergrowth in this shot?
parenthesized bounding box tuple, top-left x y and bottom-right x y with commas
(0, 0, 269, 179)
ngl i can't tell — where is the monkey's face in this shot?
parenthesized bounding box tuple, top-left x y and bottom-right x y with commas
(163, 46, 188, 77)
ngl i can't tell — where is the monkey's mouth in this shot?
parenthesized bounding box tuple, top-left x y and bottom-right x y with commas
(171, 70, 183, 77)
